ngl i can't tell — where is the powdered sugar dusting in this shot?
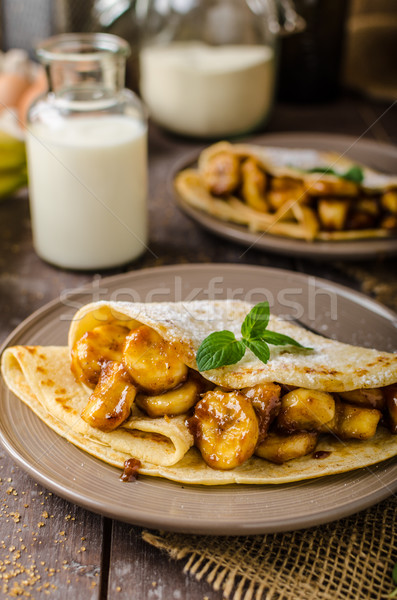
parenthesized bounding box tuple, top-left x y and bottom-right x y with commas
(70, 300, 397, 393)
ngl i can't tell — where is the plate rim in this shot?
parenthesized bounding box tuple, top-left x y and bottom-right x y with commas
(170, 132, 397, 260)
(1, 262, 396, 535)
(1, 262, 396, 356)
(1, 427, 396, 535)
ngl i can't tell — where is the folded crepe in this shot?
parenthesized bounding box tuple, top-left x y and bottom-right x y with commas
(2, 299, 397, 485)
(174, 141, 397, 241)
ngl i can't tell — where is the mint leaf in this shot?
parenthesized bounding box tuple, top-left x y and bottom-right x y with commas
(195, 302, 313, 370)
(262, 330, 309, 348)
(241, 301, 270, 339)
(296, 164, 364, 184)
(306, 166, 338, 177)
(342, 165, 364, 184)
(196, 331, 245, 371)
(243, 338, 270, 364)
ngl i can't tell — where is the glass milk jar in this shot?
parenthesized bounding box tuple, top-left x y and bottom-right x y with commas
(136, 0, 300, 138)
(26, 33, 148, 270)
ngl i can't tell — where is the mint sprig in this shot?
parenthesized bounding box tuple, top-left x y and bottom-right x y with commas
(195, 330, 245, 371)
(303, 164, 364, 184)
(196, 302, 311, 371)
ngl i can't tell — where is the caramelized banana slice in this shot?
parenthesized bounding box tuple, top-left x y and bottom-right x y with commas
(255, 431, 318, 464)
(122, 325, 187, 394)
(267, 187, 306, 211)
(381, 215, 397, 230)
(71, 324, 130, 388)
(346, 210, 377, 230)
(356, 198, 379, 216)
(383, 384, 397, 434)
(81, 361, 137, 432)
(189, 389, 259, 470)
(270, 176, 303, 191)
(202, 151, 241, 196)
(242, 383, 281, 443)
(339, 388, 385, 411)
(277, 388, 335, 431)
(332, 402, 381, 440)
(241, 158, 268, 212)
(381, 190, 397, 214)
(304, 175, 358, 197)
(317, 198, 350, 231)
(136, 379, 200, 418)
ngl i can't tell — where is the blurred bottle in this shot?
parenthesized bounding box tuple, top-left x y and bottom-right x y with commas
(26, 33, 148, 270)
(277, 0, 349, 102)
(135, 0, 304, 139)
(343, 0, 397, 101)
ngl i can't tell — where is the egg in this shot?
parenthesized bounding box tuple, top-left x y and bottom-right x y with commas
(17, 67, 48, 127)
(0, 72, 30, 111)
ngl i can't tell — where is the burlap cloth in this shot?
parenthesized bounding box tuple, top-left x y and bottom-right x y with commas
(143, 496, 396, 600)
(143, 261, 397, 600)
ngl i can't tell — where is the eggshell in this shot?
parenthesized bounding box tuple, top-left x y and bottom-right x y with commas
(0, 72, 30, 111)
(17, 67, 48, 127)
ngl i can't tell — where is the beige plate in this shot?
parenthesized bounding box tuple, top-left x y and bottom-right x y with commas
(172, 132, 397, 260)
(0, 264, 396, 534)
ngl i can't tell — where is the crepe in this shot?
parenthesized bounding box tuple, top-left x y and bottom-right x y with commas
(175, 141, 397, 241)
(2, 299, 397, 485)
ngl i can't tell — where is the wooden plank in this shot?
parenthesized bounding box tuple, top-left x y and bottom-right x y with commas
(0, 459, 104, 599)
(107, 521, 222, 600)
(0, 196, 120, 600)
(0, 194, 86, 340)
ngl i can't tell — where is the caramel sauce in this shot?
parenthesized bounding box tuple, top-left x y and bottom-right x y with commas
(120, 458, 141, 482)
(313, 451, 331, 459)
(243, 383, 281, 444)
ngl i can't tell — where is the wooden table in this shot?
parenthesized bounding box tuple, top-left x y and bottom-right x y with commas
(0, 94, 396, 599)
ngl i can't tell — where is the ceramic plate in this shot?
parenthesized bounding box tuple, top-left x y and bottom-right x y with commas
(0, 264, 396, 535)
(172, 133, 397, 260)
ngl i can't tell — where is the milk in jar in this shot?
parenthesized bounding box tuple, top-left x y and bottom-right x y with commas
(140, 42, 275, 138)
(26, 33, 148, 270)
(26, 115, 147, 270)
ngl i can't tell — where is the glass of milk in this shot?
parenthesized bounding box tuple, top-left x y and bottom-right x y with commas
(136, 0, 304, 139)
(26, 33, 148, 270)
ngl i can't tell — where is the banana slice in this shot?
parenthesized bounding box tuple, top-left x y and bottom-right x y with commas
(277, 388, 335, 431)
(122, 325, 187, 394)
(189, 389, 259, 470)
(202, 150, 240, 196)
(71, 324, 130, 388)
(241, 158, 268, 212)
(255, 431, 318, 464)
(324, 400, 381, 440)
(304, 175, 358, 197)
(136, 379, 200, 418)
(339, 388, 385, 411)
(81, 361, 137, 432)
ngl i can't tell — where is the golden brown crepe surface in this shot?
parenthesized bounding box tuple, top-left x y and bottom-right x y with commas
(1, 299, 397, 485)
(175, 141, 397, 241)
(1, 345, 192, 468)
(69, 300, 397, 392)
